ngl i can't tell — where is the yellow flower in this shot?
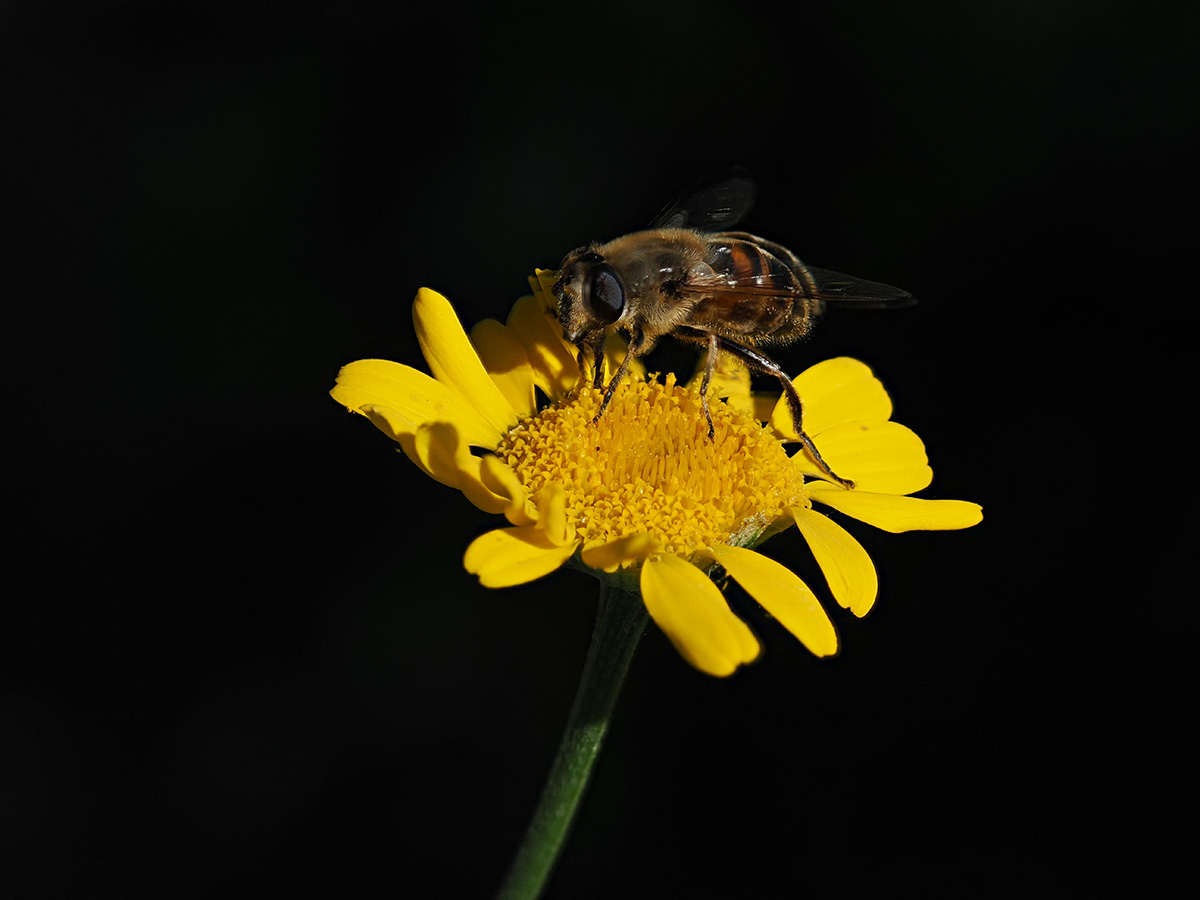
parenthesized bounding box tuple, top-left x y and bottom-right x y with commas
(331, 272, 982, 677)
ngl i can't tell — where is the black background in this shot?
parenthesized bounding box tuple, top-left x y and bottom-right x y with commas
(5, 1, 1192, 895)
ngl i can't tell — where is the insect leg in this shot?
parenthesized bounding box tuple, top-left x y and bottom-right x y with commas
(588, 335, 607, 389)
(714, 336, 856, 489)
(573, 335, 607, 388)
(594, 326, 644, 423)
(698, 332, 720, 440)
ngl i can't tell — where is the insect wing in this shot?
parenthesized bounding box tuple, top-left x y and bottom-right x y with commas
(648, 168, 757, 232)
(801, 266, 916, 309)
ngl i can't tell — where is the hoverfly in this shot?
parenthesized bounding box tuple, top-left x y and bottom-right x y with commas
(552, 169, 914, 489)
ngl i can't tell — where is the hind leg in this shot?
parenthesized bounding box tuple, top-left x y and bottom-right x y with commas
(713, 336, 855, 489)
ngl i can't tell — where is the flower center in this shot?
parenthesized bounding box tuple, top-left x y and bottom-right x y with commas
(496, 374, 809, 557)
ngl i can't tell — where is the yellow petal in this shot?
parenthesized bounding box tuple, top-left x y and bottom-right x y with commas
(353, 405, 425, 481)
(772, 357, 892, 438)
(532, 269, 560, 313)
(479, 454, 537, 526)
(463, 526, 578, 588)
(640, 555, 759, 677)
(413, 288, 518, 433)
(331, 359, 500, 448)
(788, 505, 879, 617)
(535, 482, 572, 546)
(411, 422, 509, 513)
(808, 483, 984, 533)
(602, 331, 647, 383)
(507, 294, 578, 399)
(359, 404, 497, 506)
(358, 403, 420, 445)
(580, 532, 659, 573)
(470, 318, 536, 418)
(457, 461, 513, 515)
(793, 421, 933, 495)
(410, 420, 467, 488)
(752, 392, 778, 423)
(705, 544, 838, 657)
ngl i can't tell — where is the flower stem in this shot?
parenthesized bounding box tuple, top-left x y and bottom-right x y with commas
(495, 580, 649, 900)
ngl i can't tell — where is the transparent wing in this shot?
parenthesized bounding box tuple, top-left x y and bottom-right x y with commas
(801, 266, 916, 309)
(678, 267, 916, 309)
(648, 168, 757, 232)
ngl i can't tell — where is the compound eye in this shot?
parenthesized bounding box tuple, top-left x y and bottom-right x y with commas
(583, 264, 625, 325)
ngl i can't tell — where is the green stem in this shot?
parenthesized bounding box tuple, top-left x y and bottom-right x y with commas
(495, 580, 649, 900)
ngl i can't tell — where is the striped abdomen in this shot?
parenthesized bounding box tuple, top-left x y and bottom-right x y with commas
(686, 236, 820, 345)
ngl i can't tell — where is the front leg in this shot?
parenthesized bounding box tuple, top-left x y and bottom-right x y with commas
(586, 334, 607, 389)
(713, 336, 856, 489)
(698, 332, 720, 440)
(594, 326, 645, 423)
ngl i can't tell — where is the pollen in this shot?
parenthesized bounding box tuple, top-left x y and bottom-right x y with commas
(496, 374, 810, 560)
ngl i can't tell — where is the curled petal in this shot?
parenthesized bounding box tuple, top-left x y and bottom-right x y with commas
(788, 505, 879, 617)
(358, 403, 420, 448)
(705, 544, 838, 657)
(463, 526, 578, 588)
(413, 288, 518, 433)
(508, 293, 578, 400)
(412, 422, 509, 514)
(772, 357, 892, 438)
(580, 532, 659, 573)
(641, 555, 759, 677)
(795, 421, 933, 495)
(470, 318, 536, 418)
(331, 359, 500, 448)
(457, 462, 514, 515)
(479, 454, 536, 526)
(535, 482, 572, 546)
(809, 483, 984, 533)
(411, 420, 470, 488)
